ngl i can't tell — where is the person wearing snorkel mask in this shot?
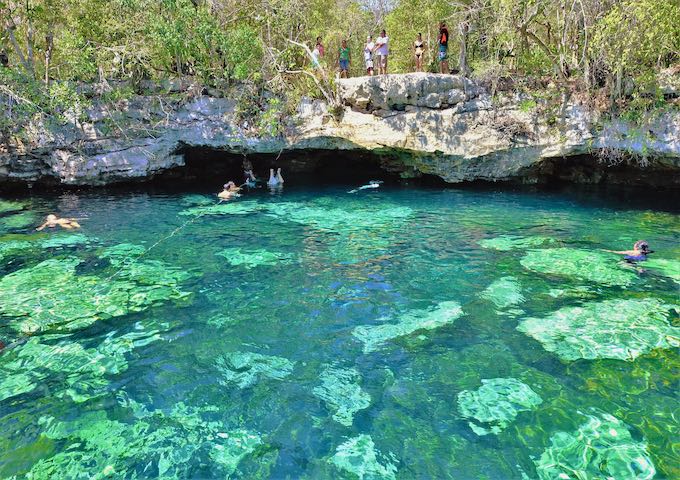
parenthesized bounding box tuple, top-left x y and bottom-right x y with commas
(605, 240, 654, 263)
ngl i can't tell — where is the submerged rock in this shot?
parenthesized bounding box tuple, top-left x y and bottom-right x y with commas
(481, 276, 525, 309)
(517, 298, 680, 361)
(520, 248, 636, 286)
(216, 247, 294, 269)
(534, 411, 656, 480)
(179, 201, 264, 217)
(0, 239, 33, 261)
(216, 351, 295, 389)
(331, 434, 397, 480)
(644, 258, 680, 284)
(0, 200, 28, 215)
(0, 256, 191, 334)
(479, 235, 554, 251)
(29, 402, 262, 479)
(457, 378, 543, 436)
(264, 202, 412, 233)
(313, 366, 371, 426)
(0, 211, 38, 232)
(353, 301, 463, 353)
(40, 233, 91, 248)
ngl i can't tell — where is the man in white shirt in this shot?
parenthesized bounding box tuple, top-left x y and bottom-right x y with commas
(374, 30, 389, 75)
(364, 35, 375, 76)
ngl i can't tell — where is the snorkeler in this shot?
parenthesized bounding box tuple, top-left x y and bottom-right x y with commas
(218, 181, 241, 200)
(605, 240, 654, 263)
(268, 168, 284, 186)
(348, 180, 383, 194)
(36, 214, 81, 231)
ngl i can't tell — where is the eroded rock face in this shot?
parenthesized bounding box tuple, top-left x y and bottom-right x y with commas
(1, 74, 679, 186)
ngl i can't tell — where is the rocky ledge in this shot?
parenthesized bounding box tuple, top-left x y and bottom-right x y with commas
(1, 73, 679, 187)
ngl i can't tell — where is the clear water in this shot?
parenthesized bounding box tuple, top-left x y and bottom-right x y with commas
(0, 184, 678, 479)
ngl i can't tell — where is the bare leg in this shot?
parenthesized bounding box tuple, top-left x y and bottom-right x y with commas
(276, 168, 284, 184)
(268, 168, 275, 184)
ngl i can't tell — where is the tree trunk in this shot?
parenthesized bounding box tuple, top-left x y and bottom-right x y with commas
(44, 31, 54, 86)
(459, 20, 470, 76)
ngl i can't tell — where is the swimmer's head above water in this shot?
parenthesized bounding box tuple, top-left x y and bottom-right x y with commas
(633, 240, 653, 254)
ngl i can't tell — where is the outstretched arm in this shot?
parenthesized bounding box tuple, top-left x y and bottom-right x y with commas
(36, 222, 48, 231)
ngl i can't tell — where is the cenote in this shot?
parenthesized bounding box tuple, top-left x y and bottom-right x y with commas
(0, 173, 679, 479)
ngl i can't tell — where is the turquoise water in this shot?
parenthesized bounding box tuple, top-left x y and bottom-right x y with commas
(0, 185, 678, 479)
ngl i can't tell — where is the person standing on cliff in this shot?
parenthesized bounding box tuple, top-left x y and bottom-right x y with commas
(374, 30, 389, 75)
(338, 39, 351, 78)
(438, 22, 449, 74)
(364, 35, 375, 76)
(414, 33, 425, 72)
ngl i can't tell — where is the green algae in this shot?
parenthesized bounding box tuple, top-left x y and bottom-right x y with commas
(40, 233, 90, 248)
(264, 202, 413, 232)
(457, 377, 543, 436)
(0, 211, 38, 231)
(517, 298, 680, 361)
(100, 243, 147, 264)
(179, 200, 264, 217)
(520, 248, 636, 286)
(0, 256, 191, 334)
(331, 435, 397, 480)
(216, 247, 294, 269)
(29, 403, 262, 479)
(0, 328, 161, 403)
(534, 411, 656, 480)
(353, 301, 463, 353)
(313, 366, 371, 426)
(479, 235, 554, 251)
(0, 199, 28, 215)
(180, 194, 215, 206)
(0, 239, 33, 261)
(216, 351, 295, 389)
(481, 276, 525, 309)
(210, 430, 263, 476)
(644, 258, 680, 284)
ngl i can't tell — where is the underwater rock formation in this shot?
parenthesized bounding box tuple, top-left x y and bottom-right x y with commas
(534, 411, 656, 480)
(313, 366, 371, 426)
(353, 301, 463, 353)
(2, 74, 679, 187)
(457, 377, 543, 436)
(517, 298, 680, 361)
(331, 434, 398, 480)
(216, 351, 295, 389)
(216, 248, 294, 269)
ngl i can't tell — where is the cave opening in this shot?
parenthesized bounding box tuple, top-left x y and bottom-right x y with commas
(160, 146, 442, 188)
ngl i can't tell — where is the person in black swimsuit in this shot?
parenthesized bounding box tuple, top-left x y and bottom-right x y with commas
(414, 33, 425, 72)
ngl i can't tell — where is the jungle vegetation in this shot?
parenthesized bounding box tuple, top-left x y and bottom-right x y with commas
(1, 0, 679, 135)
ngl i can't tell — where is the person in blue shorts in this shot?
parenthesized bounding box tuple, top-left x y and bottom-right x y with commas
(338, 39, 351, 78)
(438, 21, 449, 74)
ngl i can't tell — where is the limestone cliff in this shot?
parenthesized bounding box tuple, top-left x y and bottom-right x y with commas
(1, 73, 678, 186)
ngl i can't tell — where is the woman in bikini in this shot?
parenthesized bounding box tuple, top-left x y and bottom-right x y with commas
(414, 33, 425, 72)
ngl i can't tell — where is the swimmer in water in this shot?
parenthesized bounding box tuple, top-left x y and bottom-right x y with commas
(218, 181, 240, 200)
(243, 159, 257, 186)
(605, 240, 654, 263)
(268, 168, 284, 186)
(348, 180, 383, 194)
(36, 214, 81, 231)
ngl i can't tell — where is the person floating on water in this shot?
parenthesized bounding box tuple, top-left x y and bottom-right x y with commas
(268, 168, 284, 187)
(218, 181, 241, 200)
(348, 180, 383, 193)
(36, 214, 81, 231)
(605, 240, 654, 263)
